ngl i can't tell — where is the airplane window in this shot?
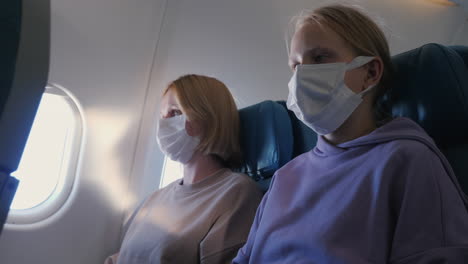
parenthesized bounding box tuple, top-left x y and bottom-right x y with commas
(160, 157, 183, 188)
(8, 85, 83, 224)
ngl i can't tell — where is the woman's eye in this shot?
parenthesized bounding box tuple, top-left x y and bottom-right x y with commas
(314, 55, 325, 63)
(170, 109, 182, 116)
(163, 109, 182, 118)
(289, 60, 298, 71)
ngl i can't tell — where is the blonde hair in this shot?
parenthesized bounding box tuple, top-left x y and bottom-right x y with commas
(164, 74, 241, 167)
(291, 4, 394, 106)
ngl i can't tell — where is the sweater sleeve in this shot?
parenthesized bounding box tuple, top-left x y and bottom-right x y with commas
(199, 177, 263, 264)
(103, 197, 149, 264)
(389, 141, 468, 262)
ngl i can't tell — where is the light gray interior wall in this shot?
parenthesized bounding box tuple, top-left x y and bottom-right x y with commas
(0, 0, 164, 263)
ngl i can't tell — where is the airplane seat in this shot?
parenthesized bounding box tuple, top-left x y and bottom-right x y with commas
(449, 45, 468, 67)
(0, 0, 23, 235)
(0, 0, 49, 235)
(276, 101, 317, 157)
(235, 100, 294, 192)
(381, 43, 468, 195)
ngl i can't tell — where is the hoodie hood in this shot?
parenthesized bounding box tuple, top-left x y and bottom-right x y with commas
(314, 117, 433, 156)
(314, 117, 468, 208)
(338, 117, 435, 149)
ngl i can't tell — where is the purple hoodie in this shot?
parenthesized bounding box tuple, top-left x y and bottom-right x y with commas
(233, 117, 468, 263)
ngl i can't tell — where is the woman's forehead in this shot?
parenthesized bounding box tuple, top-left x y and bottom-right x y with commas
(161, 89, 179, 110)
(291, 22, 351, 55)
(164, 88, 179, 103)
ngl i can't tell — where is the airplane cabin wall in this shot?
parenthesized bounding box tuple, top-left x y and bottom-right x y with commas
(0, 0, 166, 263)
(0, 0, 467, 263)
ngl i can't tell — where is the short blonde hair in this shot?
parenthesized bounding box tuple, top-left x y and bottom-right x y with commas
(291, 4, 394, 104)
(164, 74, 241, 167)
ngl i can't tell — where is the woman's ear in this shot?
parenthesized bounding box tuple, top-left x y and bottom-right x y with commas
(364, 57, 384, 88)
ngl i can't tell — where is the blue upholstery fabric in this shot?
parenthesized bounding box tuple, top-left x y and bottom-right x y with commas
(0, 0, 22, 118)
(388, 43, 468, 147)
(450, 45, 468, 67)
(443, 144, 468, 197)
(0, 0, 22, 235)
(235, 100, 293, 191)
(445, 45, 468, 195)
(276, 101, 317, 157)
(387, 43, 468, 194)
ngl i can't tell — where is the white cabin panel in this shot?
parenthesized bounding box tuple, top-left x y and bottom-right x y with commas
(0, 0, 166, 263)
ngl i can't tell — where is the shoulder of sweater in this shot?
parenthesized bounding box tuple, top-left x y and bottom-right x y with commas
(146, 178, 180, 198)
(221, 170, 262, 195)
(377, 137, 437, 161)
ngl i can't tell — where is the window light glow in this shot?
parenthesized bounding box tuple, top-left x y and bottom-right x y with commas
(11, 93, 76, 210)
(160, 158, 183, 188)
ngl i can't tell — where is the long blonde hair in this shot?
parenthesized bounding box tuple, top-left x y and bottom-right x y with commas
(164, 74, 242, 167)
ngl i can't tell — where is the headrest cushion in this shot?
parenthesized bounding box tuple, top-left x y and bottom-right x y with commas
(236, 100, 293, 181)
(389, 43, 468, 147)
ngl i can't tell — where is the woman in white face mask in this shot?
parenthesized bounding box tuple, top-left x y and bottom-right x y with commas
(105, 74, 262, 264)
(234, 4, 468, 264)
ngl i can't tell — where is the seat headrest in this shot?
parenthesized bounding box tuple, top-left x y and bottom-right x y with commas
(449, 45, 468, 68)
(388, 43, 468, 147)
(235, 100, 293, 191)
(276, 101, 317, 156)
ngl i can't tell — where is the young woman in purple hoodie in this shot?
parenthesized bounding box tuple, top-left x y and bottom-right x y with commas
(233, 4, 468, 263)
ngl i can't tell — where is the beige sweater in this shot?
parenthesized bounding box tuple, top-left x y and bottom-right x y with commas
(105, 169, 262, 264)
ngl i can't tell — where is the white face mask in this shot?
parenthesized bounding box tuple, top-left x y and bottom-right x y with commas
(156, 114, 200, 164)
(287, 56, 376, 135)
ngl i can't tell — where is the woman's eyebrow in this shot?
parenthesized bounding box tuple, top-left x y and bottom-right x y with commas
(303, 47, 336, 57)
(289, 47, 337, 67)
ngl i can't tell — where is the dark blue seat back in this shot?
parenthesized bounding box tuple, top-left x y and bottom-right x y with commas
(0, 0, 22, 236)
(235, 101, 294, 191)
(276, 101, 317, 157)
(385, 43, 468, 194)
(450, 45, 468, 67)
(0, 0, 50, 235)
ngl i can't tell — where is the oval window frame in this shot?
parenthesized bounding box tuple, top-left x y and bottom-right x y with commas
(7, 84, 84, 225)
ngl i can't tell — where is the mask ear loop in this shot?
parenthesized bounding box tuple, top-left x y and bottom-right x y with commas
(360, 84, 377, 97)
(346, 56, 376, 96)
(346, 56, 375, 70)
